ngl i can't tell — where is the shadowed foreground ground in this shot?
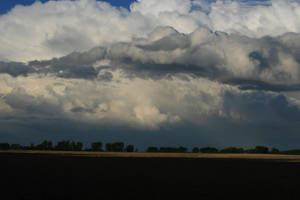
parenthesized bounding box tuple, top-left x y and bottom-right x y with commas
(0, 152, 299, 200)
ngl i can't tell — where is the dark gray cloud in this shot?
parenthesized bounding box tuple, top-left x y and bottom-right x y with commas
(3, 88, 61, 116)
(223, 91, 300, 123)
(71, 107, 95, 113)
(0, 62, 31, 77)
(0, 47, 106, 79)
(225, 79, 300, 92)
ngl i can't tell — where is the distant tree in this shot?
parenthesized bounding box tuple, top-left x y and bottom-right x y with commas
(0, 143, 10, 150)
(125, 145, 134, 152)
(75, 142, 83, 151)
(71, 141, 76, 151)
(281, 149, 300, 155)
(246, 146, 269, 154)
(106, 143, 113, 152)
(254, 146, 269, 154)
(270, 148, 280, 154)
(200, 147, 219, 153)
(159, 147, 173, 153)
(147, 147, 159, 152)
(29, 143, 35, 150)
(105, 142, 124, 152)
(159, 147, 188, 153)
(55, 140, 72, 151)
(220, 147, 244, 154)
(159, 147, 171, 153)
(36, 140, 53, 150)
(112, 142, 124, 152)
(10, 144, 23, 150)
(192, 147, 200, 153)
(178, 146, 188, 153)
(245, 149, 255, 153)
(69, 141, 83, 151)
(91, 142, 103, 152)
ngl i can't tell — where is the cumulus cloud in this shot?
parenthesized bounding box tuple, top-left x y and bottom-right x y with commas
(0, 0, 151, 61)
(2, 0, 300, 62)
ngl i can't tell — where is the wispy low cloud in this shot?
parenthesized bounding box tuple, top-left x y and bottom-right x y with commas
(1, 0, 300, 148)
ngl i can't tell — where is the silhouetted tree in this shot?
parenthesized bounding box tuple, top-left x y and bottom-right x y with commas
(112, 142, 124, 152)
(270, 148, 280, 154)
(55, 140, 72, 151)
(159, 146, 188, 153)
(178, 146, 188, 153)
(68, 141, 83, 151)
(106, 142, 124, 152)
(200, 147, 218, 153)
(125, 145, 134, 152)
(147, 147, 159, 152)
(91, 142, 103, 152)
(192, 147, 200, 153)
(11, 144, 23, 150)
(246, 146, 269, 154)
(36, 140, 53, 150)
(106, 143, 113, 152)
(53, 140, 82, 151)
(159, 147, 174, 153)
(22, 144, 34, 150)
(220, 147, 244, 153)
(0, 143, 10, 150)
(74, 142, 83, 151)
(29, 143, 35, 150)
(256, 146, 269, 153)
(281, 149, 300, 155)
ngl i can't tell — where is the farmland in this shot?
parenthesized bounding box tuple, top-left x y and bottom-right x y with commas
(0, 151, 299, 200)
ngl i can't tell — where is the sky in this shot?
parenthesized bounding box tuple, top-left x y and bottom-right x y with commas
(0, 0, 300, 150)
(0, 0, 134, 14)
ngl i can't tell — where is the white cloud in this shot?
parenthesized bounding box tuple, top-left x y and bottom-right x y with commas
(205, 0, 300, 37)
(0, 0, 152, 61)
(130, 0, 192, 17)
(2, 0, 300, 62)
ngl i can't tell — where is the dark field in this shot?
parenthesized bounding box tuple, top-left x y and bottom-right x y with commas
(1, 152, 300, 200)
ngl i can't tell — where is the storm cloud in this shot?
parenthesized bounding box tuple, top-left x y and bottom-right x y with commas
(0, 0, 300, 149)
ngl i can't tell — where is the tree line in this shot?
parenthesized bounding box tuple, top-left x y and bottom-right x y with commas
(146, 146, 282, 154)
(0, 141, 136, 152)
(0, 140, 300, 155)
